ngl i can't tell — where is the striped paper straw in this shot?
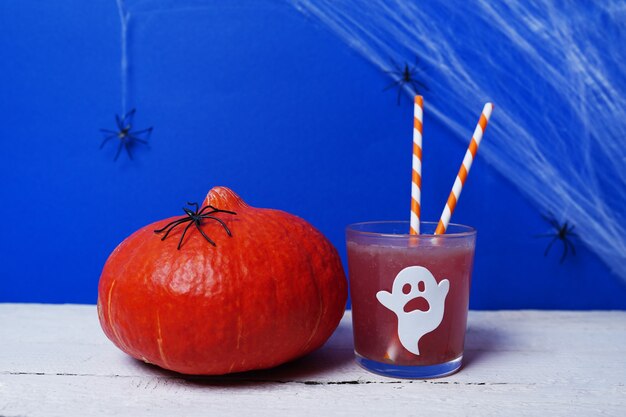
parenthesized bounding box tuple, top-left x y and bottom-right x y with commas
(410, 95, 424, 235)
(435, 103, 494, 235)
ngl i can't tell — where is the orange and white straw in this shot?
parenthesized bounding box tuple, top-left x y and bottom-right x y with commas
(435, 103, 494, 235)
(410, 95, 424, 235)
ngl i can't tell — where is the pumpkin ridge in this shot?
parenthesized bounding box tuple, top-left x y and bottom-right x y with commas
(106, 279, 127, 350)
(156, 311, 170, 369)
(301, 252, 323, 354)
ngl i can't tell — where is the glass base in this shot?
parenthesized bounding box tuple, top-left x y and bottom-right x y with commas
(355, 353, 463, 379)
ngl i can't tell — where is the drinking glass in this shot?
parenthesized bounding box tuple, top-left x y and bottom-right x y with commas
(346, 221, 476, 378)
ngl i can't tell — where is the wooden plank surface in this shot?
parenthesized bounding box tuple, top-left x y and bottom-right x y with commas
(1, 304, 625, 416)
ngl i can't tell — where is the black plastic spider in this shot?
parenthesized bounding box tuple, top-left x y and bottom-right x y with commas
(154, 202, 236, 250)
(383, 58, 428, 105)
(535, 215, 578, 264)
(100, 109, 153, 161)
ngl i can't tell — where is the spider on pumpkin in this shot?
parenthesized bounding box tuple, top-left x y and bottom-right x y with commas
(383, 57, 428, 105)
(154, 202, 236, 250)
(99, 109, 153, 161)
(535, 214, 578, 264)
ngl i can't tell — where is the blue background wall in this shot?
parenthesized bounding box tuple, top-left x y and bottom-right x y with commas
(1, 0, 625, 309)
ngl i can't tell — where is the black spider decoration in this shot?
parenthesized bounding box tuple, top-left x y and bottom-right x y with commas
(154, 202, 236, 250)
(100, 109, 153, 161)
(383, 58, 428, 105)
(535, 215, 578, 264)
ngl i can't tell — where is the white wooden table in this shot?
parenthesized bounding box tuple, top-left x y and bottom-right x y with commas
(1, 304, 625, 416)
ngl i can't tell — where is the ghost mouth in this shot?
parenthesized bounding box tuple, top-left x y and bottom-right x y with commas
(403, 296, 430, 313)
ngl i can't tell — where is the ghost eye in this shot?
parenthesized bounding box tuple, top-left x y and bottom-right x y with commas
(402, 283, 412, 294)
(417, 281, 425, 292)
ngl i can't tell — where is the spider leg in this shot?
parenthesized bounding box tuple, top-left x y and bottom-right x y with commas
(560, 238, 568, 264)
(568, 238, 577, 257)
(544, 235, 558, 257)
(534, 233, 556, 238)
(100, 129, 118, 134)
(195, 222, 216, 246)
(198, 206, 236, 216)
(201, 215, 232, 236)
(567, 224, 578, 237)
(122, 109, 136, 127)
(114, 141, 124, 161)
(115, 114, 123, 131)
(198, 205, 215, 215)
(203, 205, 223, 213)
(410, 79, 428, 92)
(157, 224, 183, 241)
(540, 214, 559, 230)
(124, 142, 134, 160)
(100, 135, 116, 149)
(154, 217, 189, 234)
(177, 221, 195, 250)
(389, 59, 402, 73)
(186, 202, 200, 213)
(548, 217, 562, 231)
(128, 136, 148, 145)
(383, 79, 401, 91)
(130, 127, 153, 136)
(159, 219, 192, 241)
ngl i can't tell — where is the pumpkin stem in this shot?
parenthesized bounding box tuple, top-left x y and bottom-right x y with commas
(204, 186, 250, 211)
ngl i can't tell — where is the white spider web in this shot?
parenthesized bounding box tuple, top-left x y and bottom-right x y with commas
(290, 0, 626, 282)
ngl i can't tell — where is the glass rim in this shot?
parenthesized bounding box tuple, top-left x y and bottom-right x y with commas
(346, 220, 476, 238)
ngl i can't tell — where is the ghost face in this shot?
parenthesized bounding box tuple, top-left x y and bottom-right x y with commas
(376, 266, 449, 355)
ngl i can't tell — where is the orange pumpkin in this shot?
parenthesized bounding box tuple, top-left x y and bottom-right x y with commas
(97, 186, 347, 375)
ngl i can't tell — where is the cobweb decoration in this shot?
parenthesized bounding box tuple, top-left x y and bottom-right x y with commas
(290, 0, 626, 281)
(117, 0, 131, 116)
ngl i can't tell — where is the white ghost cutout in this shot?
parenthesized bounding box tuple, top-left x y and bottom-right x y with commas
(376, 266, 449, 356)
